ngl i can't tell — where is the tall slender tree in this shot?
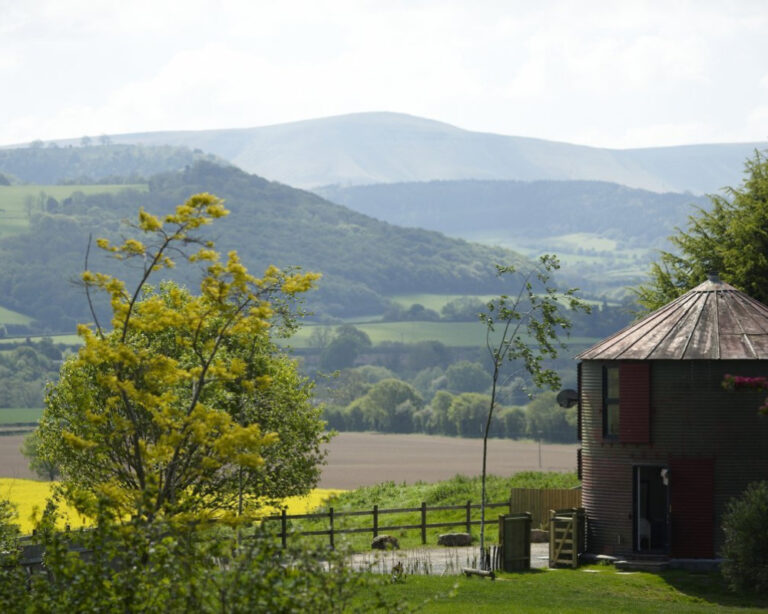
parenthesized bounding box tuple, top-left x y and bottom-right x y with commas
(478, 256, 589, 567)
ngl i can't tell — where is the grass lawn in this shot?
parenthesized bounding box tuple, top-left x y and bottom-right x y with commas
(365, 567, 768, 613)
(0, 408, 43, 424)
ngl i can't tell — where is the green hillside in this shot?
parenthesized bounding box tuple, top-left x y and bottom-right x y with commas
(317, 179, 712, 296)
(0, 162, 529, 332)
(316, 179, 709, 245)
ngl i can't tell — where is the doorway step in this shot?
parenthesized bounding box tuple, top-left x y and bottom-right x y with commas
(614, 554, 669, 572)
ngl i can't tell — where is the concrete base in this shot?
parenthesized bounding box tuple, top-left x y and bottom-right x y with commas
(615, 559, 669, 572)
(669, 559, 722, 572)
(585, 553, 722, 573)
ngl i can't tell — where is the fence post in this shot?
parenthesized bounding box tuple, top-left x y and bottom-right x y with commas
(421, 502, 427, 545)
(329, 507, 335, 550)
(466, 500, 472, 534)
(373, 505, 378, 539)
(281, 509, 287, 549)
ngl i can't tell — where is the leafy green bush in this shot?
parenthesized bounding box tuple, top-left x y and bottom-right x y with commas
(0, 511, 411, 613)
(721, 481, 768, 593)
(0, 498, 19, 552)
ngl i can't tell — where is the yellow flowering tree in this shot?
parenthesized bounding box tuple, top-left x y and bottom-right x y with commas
(38, 193, 321, 523)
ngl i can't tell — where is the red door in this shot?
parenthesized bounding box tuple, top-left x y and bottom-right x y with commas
(669, 457, 715, 558)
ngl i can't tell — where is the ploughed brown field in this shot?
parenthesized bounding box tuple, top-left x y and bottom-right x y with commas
(320, 433, 577, 488)
(0, 432, 578, 489)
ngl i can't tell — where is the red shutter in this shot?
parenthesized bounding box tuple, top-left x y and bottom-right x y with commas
(669, 457, 715, 558)
(619, 362, 650, 444)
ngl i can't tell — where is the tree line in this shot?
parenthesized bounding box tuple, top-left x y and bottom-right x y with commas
(0, 338, 63, 408)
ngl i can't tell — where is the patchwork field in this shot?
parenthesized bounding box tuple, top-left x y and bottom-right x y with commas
(0, 408, 43, 425)
(287, 321, 598, 349)
(0, 184, 146, 238)
(0, 432, 577, 489)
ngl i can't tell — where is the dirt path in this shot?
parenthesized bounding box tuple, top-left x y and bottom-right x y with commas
(1, 432, 578, 488)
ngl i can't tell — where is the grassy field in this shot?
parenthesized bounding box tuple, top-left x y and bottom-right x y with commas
(389, 293, 498, 312)
(287, 321, 598, 349)
(0, 334, 81, 347)
(2, 321, 597, 351)
(0, 184, 146, 239)
(278, 472, 578, 551)
(390, 292, 610, 312)
(0, 408, 43, 424)
(0, 305, 33, 326)
(362, 569, 768, 613)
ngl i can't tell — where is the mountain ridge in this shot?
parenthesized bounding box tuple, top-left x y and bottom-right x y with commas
(11, 112, 765, 194)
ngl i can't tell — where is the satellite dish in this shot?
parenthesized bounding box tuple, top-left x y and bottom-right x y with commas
(557, 389, 578, 408)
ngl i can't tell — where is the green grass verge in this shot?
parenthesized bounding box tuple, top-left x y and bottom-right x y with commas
(360, 568, 768, 613)
(281, 473, 579, 551)
(0, 408, 43, 424)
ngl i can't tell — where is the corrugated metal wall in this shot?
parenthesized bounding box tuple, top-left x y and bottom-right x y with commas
(581, 359, 768, 558)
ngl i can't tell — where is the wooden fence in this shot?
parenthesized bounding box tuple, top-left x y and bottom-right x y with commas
(263, 500, 510, 549)
(509, 488, 581, 529)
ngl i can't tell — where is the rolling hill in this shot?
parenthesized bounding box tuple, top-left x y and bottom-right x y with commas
(317, 178, 716, 297)
(316, 179, 710, 247)
(40, 112, 767, 194)
(0, 162, 527, 332)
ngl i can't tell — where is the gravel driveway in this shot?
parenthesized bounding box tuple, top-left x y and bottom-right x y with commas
(349, 542, 549, 575)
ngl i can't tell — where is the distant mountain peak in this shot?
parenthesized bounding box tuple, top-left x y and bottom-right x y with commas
(18, 112, 767, 194)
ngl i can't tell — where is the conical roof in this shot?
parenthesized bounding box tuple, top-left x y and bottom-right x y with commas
(578, 277, 768, 360)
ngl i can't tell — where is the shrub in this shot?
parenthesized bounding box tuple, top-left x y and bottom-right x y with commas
(0, 511, 411, 613)
(721, 481, 768, 593)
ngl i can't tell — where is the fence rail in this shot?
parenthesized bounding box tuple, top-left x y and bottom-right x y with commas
(263, 500, 510, 549)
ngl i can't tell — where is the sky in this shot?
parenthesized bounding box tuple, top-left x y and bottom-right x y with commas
(2, 0, 767, 149)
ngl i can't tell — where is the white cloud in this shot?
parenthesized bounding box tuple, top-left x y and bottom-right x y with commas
(2, 0, 768, 147)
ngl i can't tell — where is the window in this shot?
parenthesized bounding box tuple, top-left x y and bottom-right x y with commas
(603, 365, 620, 438)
